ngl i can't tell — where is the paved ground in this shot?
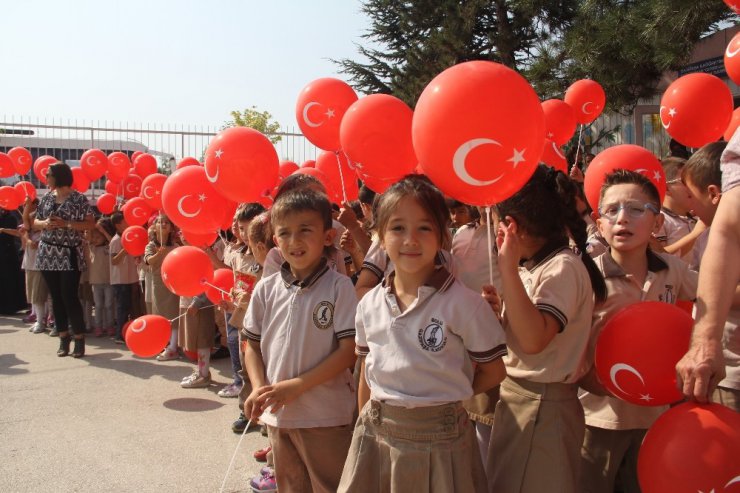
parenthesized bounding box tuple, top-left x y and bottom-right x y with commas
(0, 313, 269, 493)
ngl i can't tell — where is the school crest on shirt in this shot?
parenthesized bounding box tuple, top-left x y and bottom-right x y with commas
(659, 284, 675, 304)
(313, 301, 334, 330)
(419, 317, 447, 352)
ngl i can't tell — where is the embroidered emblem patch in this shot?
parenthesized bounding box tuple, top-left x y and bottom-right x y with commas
(313, 301, 334, 330)
(418, 317, 447, 352)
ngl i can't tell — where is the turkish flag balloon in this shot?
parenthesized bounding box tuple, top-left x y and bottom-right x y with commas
(724, 107, 740, 142)
(315, 151, 359, 203)
(205, 268, 235, 305)
(340, 94, 417, 181)
(564, 79, 606, 124)
(181, 229, 217, 248)
(80, 149, 108, 181)
(220, 200, 239, 231)
(723, 0, 740, 14)
(660, 73, 734, 148)
(121, 225, 149, 256)
(296, 78, 358, 151)
(133, 153, 158, 178)
(0, 186, 23, 210)
(14, 181, 36, 201)
(725, 32, 740, 86)
(204, 126, 280, 203)
(33, 155, 56, 185)
(584, 145, 666, 213)
(595, 302, 692, 406)
(162, 166, 228, 234)
(278, 160, 299, 180)
(125, 315, 172, 358)
(638, 402, 740, 493)
(160, 246, 214, 296)
(140, 173, 166, 210)
(412, 61, 545, 206)
(105, 180, 120, 196)
(0, 153, 14, 179)
(131, 151, 143, 164)
(301, 159, 316, 168)
(121, 173, 143, 200)
(106, 152, 131, 182)
(176, 157, 201, 169)
(359, 171, 397, 194)
(292, 167, 334, 198)
(8, 147, 33, 175)
(122, 197, 154, 227)
(96, 193, 117, 215)
(541, 99, 578, 146)
(540, 139, 568, 174)
(71, 167, 90, 193)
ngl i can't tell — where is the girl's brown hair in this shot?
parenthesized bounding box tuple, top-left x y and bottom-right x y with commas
(247, 211, 274, 249)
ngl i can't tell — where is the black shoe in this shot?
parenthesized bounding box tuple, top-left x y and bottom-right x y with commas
(49, 328, 59, 337)
(232, 412, 258, 434)
(211, 345, 230, 360)
(57, 336, 71, 357)
(72, 338, 85, 358)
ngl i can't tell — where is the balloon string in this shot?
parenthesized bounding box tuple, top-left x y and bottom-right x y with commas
(202, 281, 231, 297)
(168, 303, 217, 322)
(335, 151, 349, 205)
(219, 418, 252, 493)
(485, 206, 494, 286)
(573, 124, 584, 171)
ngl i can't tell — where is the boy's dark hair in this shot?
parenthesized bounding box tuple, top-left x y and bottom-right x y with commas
(96, 217, 116, 239)
(445, 198, 466, 209)
(275, 172, 325, 200)
(494, 165, 607, 302)
(271, 189, 333, 231)
(669, 139, 691, 159)
(358, 184, 376, 206)
(47, 162, 73, 187)
(661, 157, 687, 183)
(599, 170, 661, 209)
(682, 141, 726, 190)
(236, 202, 266, 223)
(110, 212, 125, 226)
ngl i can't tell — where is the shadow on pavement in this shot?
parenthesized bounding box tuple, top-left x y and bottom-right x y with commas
(81, 350, 192, 383)
(163, 397, 225, 412)
(0, 353, 30, 375)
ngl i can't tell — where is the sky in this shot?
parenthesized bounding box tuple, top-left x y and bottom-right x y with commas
(1, 0, 370, 131)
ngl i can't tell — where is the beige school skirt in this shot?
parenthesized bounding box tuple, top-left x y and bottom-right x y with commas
(25, 270, 49, 304)
(487, 376, 584, 493)
(337, 400, 487, 493)
(178, 306, 215, 352)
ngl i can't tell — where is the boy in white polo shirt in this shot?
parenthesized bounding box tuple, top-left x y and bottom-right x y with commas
(243, 189, 357, 493)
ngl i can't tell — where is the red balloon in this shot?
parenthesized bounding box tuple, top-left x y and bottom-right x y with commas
(292, 167, 333, 197)
(121, 225, 149, 256)
(162, 166, 228, 234)
(725, 32, 740, 86)
(541, 99, 578, 146)
(584, 145, 666, 214)
(140, 173, 166, 210)
(160, 246, 214, 296)
(340, 94, 417, 181)
(725, 107, 740, 142)
(638, 402, 740, 493)
(181, 229, 217, 248)
(301, 159, 316, 168)
(295, 77, 358, 151)
(723, 0, 740, 14)
(358, 171, 397, 194)
(130, 151, 143, 164)
(121, 173, 142, 200)
(204, 126, 279, 203)
(660, 73, 734, 148)
(122, 197, 154, 227)
(33, 155, 56, 185)
(205, 268, 235, 305)
(412, 61, 545, 206)
(14, 181, 36, 201)
(278, 160, 299, 180)
(315, 151, 359, 203)
(71, 167, 90, 193)
(106, 152, 131, 182)
(0, 186, 23, 210)
(540, 139, 568, 174)
(125, 315, 172, 358)
(595, 302, 692, 406)
(0, 153, 14, 179)
(104, 180, 120, 196)
(80, 149, 108, 181)
(564, 79, 606, 124)
(133, 153, 158, 178)
(96, 193, 117, 215)
(220, 200, 239, 231)
(176, 157, 201, 169)
(8, 147, 33, 175)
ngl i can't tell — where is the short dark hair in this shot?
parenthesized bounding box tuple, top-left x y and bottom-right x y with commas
(275, 172, 325, 200)
(682, 141, 725, 190)
(661, 157, 687, 183)
(358, 184, 376, 206)
(599, 169, 661, 208)
(47, 162, 73, 187)
(110, 212, 125, 226)
(271, 189, 332, 231)
(236, 202, 266, 223)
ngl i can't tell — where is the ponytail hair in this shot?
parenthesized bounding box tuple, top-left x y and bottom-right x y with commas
(494, 165, 607, 302)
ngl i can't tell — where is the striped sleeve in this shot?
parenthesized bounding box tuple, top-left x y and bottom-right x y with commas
(536, 303, 568, 332)
(336, 328, 356, 340)
(468, 344, 507, 363)
(244, 329, 261, 342)
(361, 261, 384, 280)
(355, 345, 370, 357)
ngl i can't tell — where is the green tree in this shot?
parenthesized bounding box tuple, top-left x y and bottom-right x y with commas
(223, 106, 282, 144)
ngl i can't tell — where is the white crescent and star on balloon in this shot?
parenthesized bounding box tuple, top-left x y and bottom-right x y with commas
(726, 38, 740, 58)
(177, 195, 203, 218)
(660, 106, 677, 129)
(130, 319, 146, 333)
(552, 142, 566, 160)
(302, 102, 334, 128)
(582, 102, 594, 114)
(452, 138, 527, 187)
(132, 207, 146, 218)
(609, 362, 649, 399)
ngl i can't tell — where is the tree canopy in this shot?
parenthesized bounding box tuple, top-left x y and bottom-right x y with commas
(224, 106, 282, 144)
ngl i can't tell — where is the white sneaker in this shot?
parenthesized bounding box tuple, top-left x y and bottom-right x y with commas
(32, 322, 46, 334)
(181, 371, 199, 384)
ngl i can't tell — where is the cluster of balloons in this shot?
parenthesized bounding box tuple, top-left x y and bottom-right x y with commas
(0, 147, 38, 210)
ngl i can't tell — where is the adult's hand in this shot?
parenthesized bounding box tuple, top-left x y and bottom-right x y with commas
(675, 334, 725, 403)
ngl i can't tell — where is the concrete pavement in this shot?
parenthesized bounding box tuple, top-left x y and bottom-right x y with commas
(0, 314, 269, 493)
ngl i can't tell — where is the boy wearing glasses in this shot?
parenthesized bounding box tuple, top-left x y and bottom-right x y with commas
(578, 170, 697, 493)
